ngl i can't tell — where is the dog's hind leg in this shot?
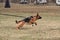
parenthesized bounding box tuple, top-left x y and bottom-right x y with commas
(16, 21, 25, 29)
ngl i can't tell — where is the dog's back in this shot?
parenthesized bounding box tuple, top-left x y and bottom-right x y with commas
(15, 16, 33, 24)
(23, 16, 33, 23)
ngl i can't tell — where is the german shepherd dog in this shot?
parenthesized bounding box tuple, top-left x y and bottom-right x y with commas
(15, 13, 42, 29)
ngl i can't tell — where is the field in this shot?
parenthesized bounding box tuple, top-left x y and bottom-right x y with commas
(0, 3, 60, 40)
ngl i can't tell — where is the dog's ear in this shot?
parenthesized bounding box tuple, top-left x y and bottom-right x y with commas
(36, 12, 39, 16)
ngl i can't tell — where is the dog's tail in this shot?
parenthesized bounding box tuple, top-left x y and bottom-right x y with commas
(15, 20, 18, 24)
(15, 20, 21, 24)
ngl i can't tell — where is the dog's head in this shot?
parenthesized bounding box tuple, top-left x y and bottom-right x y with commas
(36, 13, 42, 19)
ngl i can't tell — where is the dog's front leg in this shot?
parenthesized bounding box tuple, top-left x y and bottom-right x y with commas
(31, 22, 34, 26)
(34, 22, 37, 26)
(31, 22, 37, 26)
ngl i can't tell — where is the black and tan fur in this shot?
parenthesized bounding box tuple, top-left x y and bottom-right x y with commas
(16, 13, 42, 29)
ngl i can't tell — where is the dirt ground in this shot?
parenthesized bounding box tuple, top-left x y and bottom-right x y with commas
(0, 3, 60, 40)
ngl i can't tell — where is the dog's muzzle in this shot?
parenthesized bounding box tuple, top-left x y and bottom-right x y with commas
(39, 17, 42, 19)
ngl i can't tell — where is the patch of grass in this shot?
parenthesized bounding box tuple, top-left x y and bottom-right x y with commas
(0, 9, 60, 40)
